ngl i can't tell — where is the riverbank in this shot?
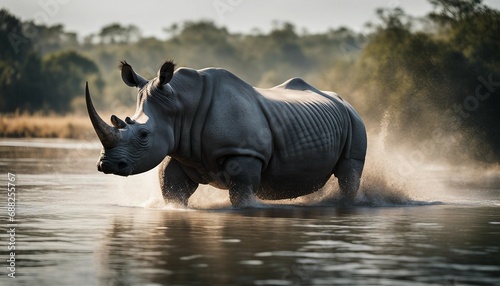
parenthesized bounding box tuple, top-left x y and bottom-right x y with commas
(0, 114, 94, 139)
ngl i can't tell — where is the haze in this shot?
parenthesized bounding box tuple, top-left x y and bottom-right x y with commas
(3, 0, 439, 38)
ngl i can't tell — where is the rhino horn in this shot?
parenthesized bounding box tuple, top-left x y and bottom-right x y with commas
(85, 82, 120, 149)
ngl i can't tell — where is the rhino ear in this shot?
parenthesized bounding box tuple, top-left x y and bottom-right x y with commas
(157, 60, 175, 87)
(119, 61, 147, 88)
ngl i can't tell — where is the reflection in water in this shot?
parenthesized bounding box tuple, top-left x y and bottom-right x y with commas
(0, 139, 499, 285)
(95, 207, 500, 285)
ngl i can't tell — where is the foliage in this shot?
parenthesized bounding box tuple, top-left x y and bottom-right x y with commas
(352, 1, 500, 161)
(98, 23, 141, 44)
(22, 22, 79, 54)
(42, 50, 100, 112)
(0, 9, 101, 113)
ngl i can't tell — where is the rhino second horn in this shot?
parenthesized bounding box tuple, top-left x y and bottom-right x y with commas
(85, 82, 120, 149)
(111, 115, 127, 129)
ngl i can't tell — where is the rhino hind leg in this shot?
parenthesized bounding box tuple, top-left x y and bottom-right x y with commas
(333, 158, 364, 205)
(159, 157, 198, 206)
(223, 156, 262, 208)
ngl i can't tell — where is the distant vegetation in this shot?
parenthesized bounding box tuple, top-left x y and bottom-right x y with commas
(0, 0, 499, 162)
(0, 112, 93, 139)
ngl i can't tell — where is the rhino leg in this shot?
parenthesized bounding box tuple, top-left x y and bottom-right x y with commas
(223, 156, 262, 208)
(159, 157, 198, 206)
(333, 158, 364, 205)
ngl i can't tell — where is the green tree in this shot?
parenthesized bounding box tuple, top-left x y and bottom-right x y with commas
(430, 0, 500, 70)
(429, 0, 484, 24)
(0, 9, 45, 112)
(268, 22, 310, 69)
(173, 21, 238, 68)
(99, 23, 141, 44)
(428, 0, 500, 160)
(42, 50, 100, 112)
(22, 22, 79, 54)
(350, 2, 500, 161)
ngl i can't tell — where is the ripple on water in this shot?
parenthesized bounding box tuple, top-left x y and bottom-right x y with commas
(239, 260, 264, 266)
(254, 280, 294, 285)
(179, 254, 204, 261)
(220, 238, 241, 243)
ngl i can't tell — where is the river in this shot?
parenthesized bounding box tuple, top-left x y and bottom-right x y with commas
(0, 138, 499, 285)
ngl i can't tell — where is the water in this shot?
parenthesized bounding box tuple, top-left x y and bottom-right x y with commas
(0, 138, 499, 286)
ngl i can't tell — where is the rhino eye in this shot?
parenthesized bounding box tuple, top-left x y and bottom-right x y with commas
(139, 130, 149, 139)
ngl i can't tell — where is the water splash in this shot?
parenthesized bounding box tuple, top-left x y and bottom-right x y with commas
(355, 111, 427, 206)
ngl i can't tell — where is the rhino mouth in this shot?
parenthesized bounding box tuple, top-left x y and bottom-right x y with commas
(113, 169, 131, 177)
(97, 159, 132, 176)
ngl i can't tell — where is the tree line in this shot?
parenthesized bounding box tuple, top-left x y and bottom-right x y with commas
(0, 0, 499, 162)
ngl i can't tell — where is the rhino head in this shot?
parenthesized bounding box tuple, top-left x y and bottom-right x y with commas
(86, 61, 177, 176)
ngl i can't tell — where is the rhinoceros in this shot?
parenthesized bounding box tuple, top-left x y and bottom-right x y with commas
(85, 60, 367, 207)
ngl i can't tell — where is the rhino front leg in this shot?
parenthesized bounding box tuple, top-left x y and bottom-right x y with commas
(159, 157, 198, 206)
(334, 158, 364, 205)
(223, 156, 262, 208)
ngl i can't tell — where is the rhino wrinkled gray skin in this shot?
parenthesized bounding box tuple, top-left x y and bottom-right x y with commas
(86, 60, 367, 207)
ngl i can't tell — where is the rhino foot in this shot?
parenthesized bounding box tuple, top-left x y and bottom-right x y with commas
(224, 156, 263, 209)
(229, 189, 259, 208)
(334, 158, 364, 206)
(159, 157, 198, 207)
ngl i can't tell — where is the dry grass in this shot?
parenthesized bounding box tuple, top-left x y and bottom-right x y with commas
(0, 113, 95, 139)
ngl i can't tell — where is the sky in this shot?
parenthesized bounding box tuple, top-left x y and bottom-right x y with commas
(2, 0, 500, 38)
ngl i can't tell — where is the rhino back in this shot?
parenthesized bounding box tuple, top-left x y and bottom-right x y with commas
(199, 71, 350, 170)
(256, 84, 349, 175)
